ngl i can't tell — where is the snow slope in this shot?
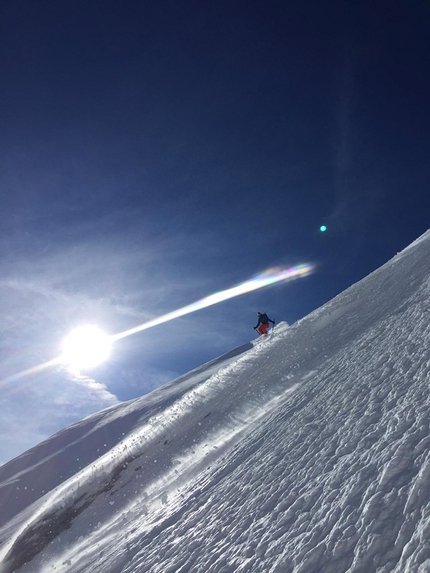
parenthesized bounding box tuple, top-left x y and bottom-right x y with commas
(1, 231, 430, 573)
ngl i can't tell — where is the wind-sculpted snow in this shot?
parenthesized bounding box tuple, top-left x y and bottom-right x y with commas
(1, 231, 430, 572)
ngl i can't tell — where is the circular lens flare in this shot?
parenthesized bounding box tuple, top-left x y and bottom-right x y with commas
(61, 325, 112, 370)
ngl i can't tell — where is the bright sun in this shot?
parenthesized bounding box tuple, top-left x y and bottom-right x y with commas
(61, 325, 112, 370)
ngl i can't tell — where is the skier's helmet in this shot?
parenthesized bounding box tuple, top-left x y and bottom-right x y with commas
(257, 312, 262, 315)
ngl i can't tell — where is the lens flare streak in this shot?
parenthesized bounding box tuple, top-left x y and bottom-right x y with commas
(0, 263, 314, 385)
(0, 358, 61, 386)
(112, 263, 314, 341)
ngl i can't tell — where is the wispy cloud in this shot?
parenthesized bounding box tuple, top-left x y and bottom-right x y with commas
(0, 220, 242, 465)
(0, 366, 119, 467)
(328, 46, 387, 239)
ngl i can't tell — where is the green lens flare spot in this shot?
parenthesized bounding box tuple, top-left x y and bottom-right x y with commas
(320, 225, 327, 232)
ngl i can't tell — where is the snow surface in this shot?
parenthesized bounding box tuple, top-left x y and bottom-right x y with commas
(1, 231, 430, 573)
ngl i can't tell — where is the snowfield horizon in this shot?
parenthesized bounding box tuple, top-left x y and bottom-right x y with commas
(1, 230, 430, 572)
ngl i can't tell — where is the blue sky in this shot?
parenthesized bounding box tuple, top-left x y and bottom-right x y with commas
(1, 0, 429, 465)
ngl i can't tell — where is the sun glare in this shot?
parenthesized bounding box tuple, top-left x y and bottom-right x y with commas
(61, 325, 112, 370)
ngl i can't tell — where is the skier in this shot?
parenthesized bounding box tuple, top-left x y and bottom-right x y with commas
(254, 312, 275, 336)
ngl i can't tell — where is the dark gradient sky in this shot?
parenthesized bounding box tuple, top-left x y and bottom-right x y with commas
(0, 0, 429, 463)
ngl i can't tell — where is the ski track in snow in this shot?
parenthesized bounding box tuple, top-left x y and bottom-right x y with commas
(1, 231, 430, 572)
